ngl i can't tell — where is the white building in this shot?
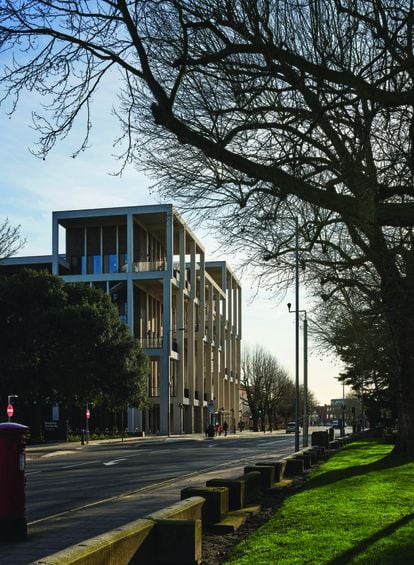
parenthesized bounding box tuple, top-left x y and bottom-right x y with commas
(2, 204, 242, 435)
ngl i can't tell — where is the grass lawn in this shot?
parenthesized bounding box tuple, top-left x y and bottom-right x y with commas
(225, 438, 414, 564)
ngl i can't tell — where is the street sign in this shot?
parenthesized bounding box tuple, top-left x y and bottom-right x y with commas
(208, 400, 215, 414)
(6, 404, 13, 418)
(86, 408, 90, 420)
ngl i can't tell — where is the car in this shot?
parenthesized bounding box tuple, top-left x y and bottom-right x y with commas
(286, 422, 300, 433)
(327, 420, 341, 429)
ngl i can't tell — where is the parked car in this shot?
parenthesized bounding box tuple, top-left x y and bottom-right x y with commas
(286, 422, 301, 433)
(328, 420, 341, 429)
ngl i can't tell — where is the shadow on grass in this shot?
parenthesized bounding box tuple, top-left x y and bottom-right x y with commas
(304, 445, 412, 492)
(328, 513, 414, 564)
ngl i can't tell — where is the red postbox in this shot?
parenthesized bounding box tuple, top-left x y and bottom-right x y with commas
(0, 422, 29, 541)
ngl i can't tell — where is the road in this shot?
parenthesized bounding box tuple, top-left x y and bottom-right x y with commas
(26, 433, 296, 524)
(0, 429, 341, 563)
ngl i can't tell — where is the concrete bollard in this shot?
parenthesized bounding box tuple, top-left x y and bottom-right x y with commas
(256, 460, 287, 483)
(206, 478, 246, 511)
(153, 519, 202, 564)
(181, 486, 229, 527)
(284, 457, 304, 476)
(311, 430, 330, 449)
(244, 465, 275, 491)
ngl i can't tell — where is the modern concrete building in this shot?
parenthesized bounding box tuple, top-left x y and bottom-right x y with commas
(1, 204, 242, 435)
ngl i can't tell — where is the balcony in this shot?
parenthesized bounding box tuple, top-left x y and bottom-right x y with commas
(149, 386, 160, 397)
(133, 260, 166, 272)
(138, 337, 163, 349)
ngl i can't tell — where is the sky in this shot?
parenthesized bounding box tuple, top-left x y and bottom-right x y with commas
(0, 84, 346, 406)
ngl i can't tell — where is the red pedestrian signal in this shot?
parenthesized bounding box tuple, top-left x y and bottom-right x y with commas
(86, 408, 90, 420)
(6, 404, 13, 418)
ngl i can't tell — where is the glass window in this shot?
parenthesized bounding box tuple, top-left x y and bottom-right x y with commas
(93, 255, 102, 274)
(109, 254, 118, 273)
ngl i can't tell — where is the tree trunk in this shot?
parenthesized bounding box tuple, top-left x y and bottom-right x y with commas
(396, 382, 414, 454)
(394, 341, 414, 455)
(385, 299, 414, 455)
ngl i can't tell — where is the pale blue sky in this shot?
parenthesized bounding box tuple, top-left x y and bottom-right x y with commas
(0, 86, 344, 405)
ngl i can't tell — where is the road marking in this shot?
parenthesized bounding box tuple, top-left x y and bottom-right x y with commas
(61, 460, 101, 469)
(42, 450, 78, 458)
(257, 440, 291, 446)
(103, 458, 128, 466)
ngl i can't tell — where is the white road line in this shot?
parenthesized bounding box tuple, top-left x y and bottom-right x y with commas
(61, 460, 101, 469)
(103, 458, 128, 466)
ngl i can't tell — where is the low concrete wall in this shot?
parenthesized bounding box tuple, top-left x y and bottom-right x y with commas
(34, 497, 205, 565)
(34, 518, 155, 565)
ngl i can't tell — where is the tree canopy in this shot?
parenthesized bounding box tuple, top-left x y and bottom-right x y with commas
(0, 270, 149, 412)
(241, 344, 318, 431)
(1, 1, 414, 453)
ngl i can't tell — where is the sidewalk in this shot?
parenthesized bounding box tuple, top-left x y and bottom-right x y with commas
(2, 431, 283, 564)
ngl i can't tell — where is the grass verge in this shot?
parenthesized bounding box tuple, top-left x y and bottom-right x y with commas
(225, 438, 414, 564)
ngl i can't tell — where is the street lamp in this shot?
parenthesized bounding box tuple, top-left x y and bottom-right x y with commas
(7, 394, 18, 422)
(265, 215, 301, 451)
(287, 304, 309, 448)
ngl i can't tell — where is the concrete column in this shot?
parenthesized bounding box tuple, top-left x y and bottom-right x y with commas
(160, 210, 173, 436)
(51, 214, 59, 275)
(127, 213, 133, 273)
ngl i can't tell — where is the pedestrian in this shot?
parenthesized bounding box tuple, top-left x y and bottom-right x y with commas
(223, 420, 228, 436)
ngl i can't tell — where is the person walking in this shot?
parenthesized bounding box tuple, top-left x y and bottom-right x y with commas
(223, 420, 228, 436)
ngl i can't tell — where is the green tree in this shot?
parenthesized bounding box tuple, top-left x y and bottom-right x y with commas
(0, 270, 149, 432)
(2, 2, 414, 453)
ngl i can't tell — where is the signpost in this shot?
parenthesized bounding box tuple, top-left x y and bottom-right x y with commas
(85, 404, 91, 444)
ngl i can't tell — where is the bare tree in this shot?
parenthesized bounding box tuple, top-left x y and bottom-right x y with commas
(0, 218, 25, 260)
(1, 2, 414, 452)
(241, 345, 292, 431)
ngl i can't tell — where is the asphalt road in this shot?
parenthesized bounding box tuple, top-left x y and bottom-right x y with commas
(26, 433, 296, 524)
(0, 429, 340, 563)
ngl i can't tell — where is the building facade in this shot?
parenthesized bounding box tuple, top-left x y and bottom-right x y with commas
(2, 204, 242, 435)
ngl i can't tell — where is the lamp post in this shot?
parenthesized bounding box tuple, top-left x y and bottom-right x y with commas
(294, 220, 300, 452)
(287, 304, 308, 448)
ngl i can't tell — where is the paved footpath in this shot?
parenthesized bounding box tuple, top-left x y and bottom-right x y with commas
(0, 432, 283, 564)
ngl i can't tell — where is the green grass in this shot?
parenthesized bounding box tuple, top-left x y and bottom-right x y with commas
(225, 439, 414, 564)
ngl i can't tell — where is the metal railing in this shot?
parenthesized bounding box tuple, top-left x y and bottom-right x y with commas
(138, 337, 163, 349)
(133, 260, 166, 272)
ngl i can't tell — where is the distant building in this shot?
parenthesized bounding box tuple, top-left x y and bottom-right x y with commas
(1, 204, 242, 435)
